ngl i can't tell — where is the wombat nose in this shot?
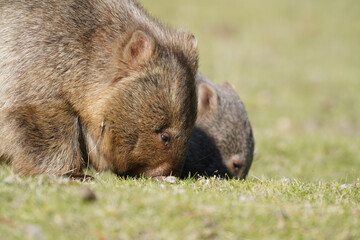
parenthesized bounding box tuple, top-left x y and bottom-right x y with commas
(232, 160, 242, 170)
(228, 156, 244, 175)
(144, 161, 174, 177)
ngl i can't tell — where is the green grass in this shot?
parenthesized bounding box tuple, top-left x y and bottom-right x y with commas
(1, 0, 360, 239)
(1, 170, 360, 239)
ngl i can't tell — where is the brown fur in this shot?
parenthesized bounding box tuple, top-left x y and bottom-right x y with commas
(0, 0, 198, 177)
(182, 72, 254, 179)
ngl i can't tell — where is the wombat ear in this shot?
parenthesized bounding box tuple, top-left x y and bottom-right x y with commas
(187, 34, 198, 73)
(222, 81, 236, 92)
(198, 83, 219, 117)
(176, 31, 198, 74)
(188, 34, 198, 50)
(123, 30, 155, 68)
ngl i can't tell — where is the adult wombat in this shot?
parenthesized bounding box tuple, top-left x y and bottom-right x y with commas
(0, 0, 198, 177)
(182, 73, 254, 179)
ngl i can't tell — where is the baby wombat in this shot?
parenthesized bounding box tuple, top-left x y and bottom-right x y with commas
(0, 0, 198, 177)
(181, 72, 254, 179)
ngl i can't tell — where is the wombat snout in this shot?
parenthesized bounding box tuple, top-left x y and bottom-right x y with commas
(143, 161, 174, 177)
(226, 155, 247, 179)
(123, 160, 178, 178)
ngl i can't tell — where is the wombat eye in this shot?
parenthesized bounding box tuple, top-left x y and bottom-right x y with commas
(159, 132, 171, 147)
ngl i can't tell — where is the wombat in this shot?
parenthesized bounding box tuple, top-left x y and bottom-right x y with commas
(0, 0, 198, 178)
(181, 72, 254, 179)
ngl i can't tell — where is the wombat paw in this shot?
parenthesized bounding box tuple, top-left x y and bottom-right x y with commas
(68, 174, 94, 182)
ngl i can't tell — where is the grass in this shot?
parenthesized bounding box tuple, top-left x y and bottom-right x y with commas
(1, 0, 360, 239)
(1, 171, 360, 239)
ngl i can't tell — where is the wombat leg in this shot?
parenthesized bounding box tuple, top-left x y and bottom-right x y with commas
(3, 103, 84, 176)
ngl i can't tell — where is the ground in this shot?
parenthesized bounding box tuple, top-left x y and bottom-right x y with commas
(1, 0, 359, 239)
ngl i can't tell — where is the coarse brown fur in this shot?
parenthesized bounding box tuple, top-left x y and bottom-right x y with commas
(181, 72, 254, 179)
(0, 0, 198, 177)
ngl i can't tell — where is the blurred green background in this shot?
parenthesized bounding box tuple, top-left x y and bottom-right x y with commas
(140, 0, 360, 182)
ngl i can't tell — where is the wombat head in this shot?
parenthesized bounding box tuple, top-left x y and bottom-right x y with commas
(186, 73, 254, 179)
(83, 30, 198, 177)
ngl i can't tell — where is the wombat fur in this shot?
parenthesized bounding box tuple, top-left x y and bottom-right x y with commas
(181, 72, 254, 179)
(0, 0, 198, 177)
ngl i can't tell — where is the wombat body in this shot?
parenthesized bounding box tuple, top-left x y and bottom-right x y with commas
(0, 0, 198, 177)
(182, 73, 254, 179)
